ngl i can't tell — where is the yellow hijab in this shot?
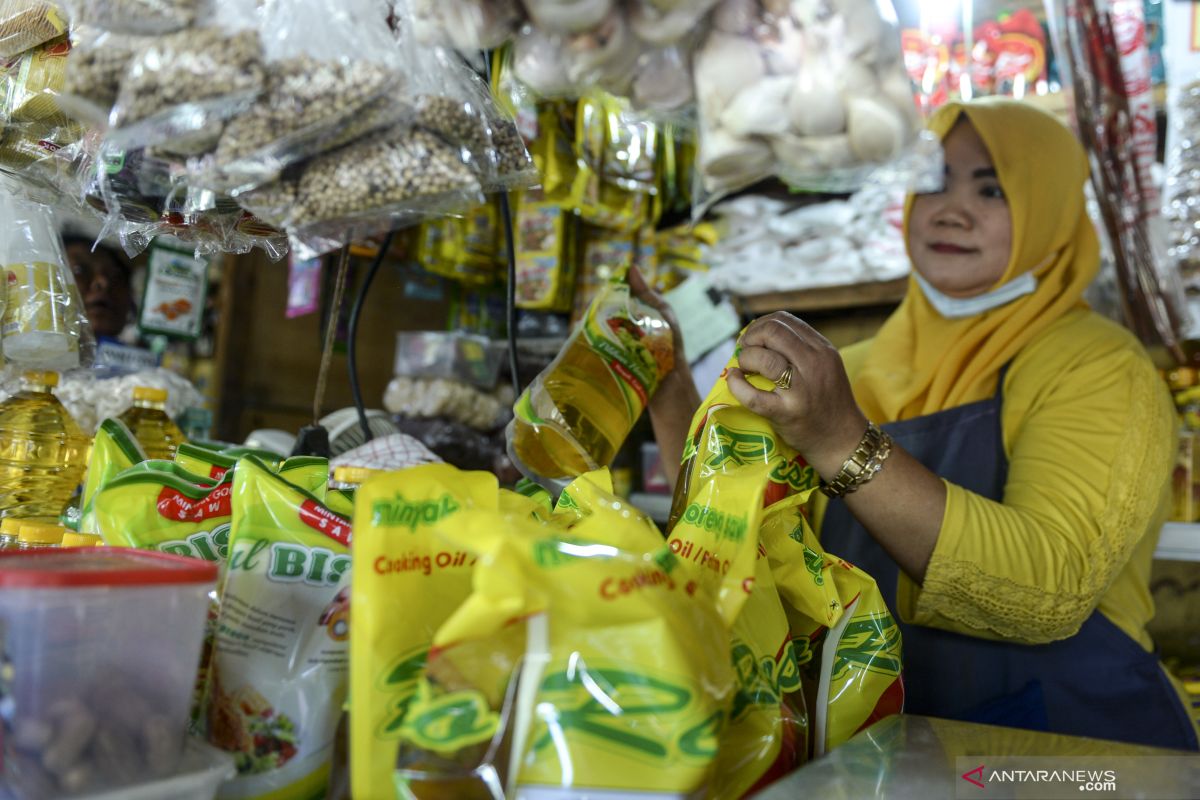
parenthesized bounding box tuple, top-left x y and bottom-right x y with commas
(852, 97, 1100, 423)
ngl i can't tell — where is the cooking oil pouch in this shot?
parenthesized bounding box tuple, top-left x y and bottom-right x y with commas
(203, 455, 352, 800)
(506, 270, 675, 484)
(671, 356, 904, 756)
(93, 462, 234, 560)
(276, 455, 330, 498)
(573, 224, 635, 325)
(571, 93, 658, 233)
(513, 187, 575, 312)
(78, 417, 147, 535)
(351, 464, 500, 800)
(394, 478, 735, 798)
(665, 428, 807, 796)
(175, 441, 239, 480)
(326, 488, 354, 518)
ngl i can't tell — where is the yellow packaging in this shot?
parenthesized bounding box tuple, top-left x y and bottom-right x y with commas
(6, 34, 69, 123)
(394, 471, 734, 798)
(175, 442, 238, 480)
(276, 455, 330, 498)
(1, 260, 82, 363)
(513, 188, 576, 312)
(507, 271, 675, 481)
(78, 418, 146, 535)
(572, 224, 635, 325)
(670, 355, 904, 757)
(350, 464, 500, 800)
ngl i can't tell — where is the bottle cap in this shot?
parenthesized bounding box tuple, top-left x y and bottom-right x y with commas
(18, 523, 64, 545)
(0, 518, 24, 537)
(60, 532, 102, 548)
(332, 466, 378, 487)
(133, 386, 168, 403)
(23, 371, 58, 388)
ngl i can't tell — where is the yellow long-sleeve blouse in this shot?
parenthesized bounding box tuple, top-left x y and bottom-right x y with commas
(818, 306, 1175, 650)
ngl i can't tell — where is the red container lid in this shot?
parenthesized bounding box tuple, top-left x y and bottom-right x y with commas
(0, 548, 218, 588)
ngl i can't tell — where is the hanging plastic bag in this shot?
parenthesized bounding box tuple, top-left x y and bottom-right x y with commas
(408, 0, 519, 52)
(506, 268, 674, 484)
(693, 0, 938, 204)
(0, 181, 95, 370)
(59, 25, 147, 127)
(106, 0, 265, 157)
(195, 0, 410, 194)
(1162, 0, 1200, 286)
(64, 0, 200, 34)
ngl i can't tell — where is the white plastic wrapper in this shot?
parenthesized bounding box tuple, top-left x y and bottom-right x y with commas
(0, 180, 95, 371)
(193, 0, 410, 194)
(106, 0, 265, 157)
(694, 0, 939, 203)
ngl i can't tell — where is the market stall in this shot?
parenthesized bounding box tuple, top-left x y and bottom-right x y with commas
(1, 0, 1199, 798)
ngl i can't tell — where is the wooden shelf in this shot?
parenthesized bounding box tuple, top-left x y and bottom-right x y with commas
(1157, 523, 1200, 563)
(733, 277, 909, 315)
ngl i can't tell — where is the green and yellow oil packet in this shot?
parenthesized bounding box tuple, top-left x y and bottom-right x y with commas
(350, 464, 500, 800)
(392, 470, 735, 798)
(204, 455, 352, 800)
(669, 353, 904, 758)
(175, 442, 239, 481)
(78, 418, 147, 535)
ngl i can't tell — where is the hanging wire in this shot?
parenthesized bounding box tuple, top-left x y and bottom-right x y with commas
(348, 232, 396, 444)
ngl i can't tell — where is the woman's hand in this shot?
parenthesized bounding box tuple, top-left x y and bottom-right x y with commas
(726, 312, 869, 481)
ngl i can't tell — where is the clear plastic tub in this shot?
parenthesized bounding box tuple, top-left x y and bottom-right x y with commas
(77, 739, 235, 800)
(0, 548, 218, 799)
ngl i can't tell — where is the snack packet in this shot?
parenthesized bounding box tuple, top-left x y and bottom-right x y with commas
(393, 471, 736, 797)
(350, 464, 500, 800)
(506, 268, 674, 483)
(204, 455, 352, 798)
(78, 417, 147, 535)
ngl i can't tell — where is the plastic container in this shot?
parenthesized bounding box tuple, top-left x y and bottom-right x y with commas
(76, 738, 236, 800)
(118, 386, 187, 460)
(0, 548, 218, 800)
(0, 371, 89, 519)
(15, 521, 63, 549)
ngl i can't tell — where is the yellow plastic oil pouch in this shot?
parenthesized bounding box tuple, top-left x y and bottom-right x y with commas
(176, 442, 239, 481)
(350, 464, 500, 800)
(513, 187, 575, 312)
(394, 474, 734, 799)
(78, 418, 147, 535)
(204, 455, 352, 800)
(506, 270, 675, 482)
(276, 455, 330, 498)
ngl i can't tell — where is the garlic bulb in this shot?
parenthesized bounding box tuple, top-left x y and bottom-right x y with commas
(719, 76, 793, 137)
(846, 96, 906, 161)
(787, 78, 844, 136)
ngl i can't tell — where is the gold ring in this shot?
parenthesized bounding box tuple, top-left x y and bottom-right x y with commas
(774, 365, 794, 391)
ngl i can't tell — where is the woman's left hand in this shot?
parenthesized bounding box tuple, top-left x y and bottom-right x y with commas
(726, 312, 869, 479)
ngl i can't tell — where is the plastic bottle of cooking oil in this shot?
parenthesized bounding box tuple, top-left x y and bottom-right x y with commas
(0, 371, 89, 520)
(507, 279, 674, 481)
(118, 386, 186, 460)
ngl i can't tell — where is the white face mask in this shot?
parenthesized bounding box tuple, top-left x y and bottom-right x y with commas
(913, 271, 1038, 319)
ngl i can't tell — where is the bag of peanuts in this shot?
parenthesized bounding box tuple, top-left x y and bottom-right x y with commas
(198, 0, 412, 194)
(203, 455, 352, 798)
(106, 0, 265, 157)
(692, 0, 939, 208)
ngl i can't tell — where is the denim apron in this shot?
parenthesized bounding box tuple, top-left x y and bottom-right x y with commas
(820, 370, 1200, 750)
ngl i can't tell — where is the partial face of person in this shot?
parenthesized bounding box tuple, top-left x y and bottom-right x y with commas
(907, 120, 1013, 298)
(66, 243, 131, 338)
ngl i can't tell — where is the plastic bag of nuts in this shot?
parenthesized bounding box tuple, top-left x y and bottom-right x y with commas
(59, 25, 146, 126)
(241, 125, 483, 243)
(63, 0, 201, 34)
(108, 18, 265, 156)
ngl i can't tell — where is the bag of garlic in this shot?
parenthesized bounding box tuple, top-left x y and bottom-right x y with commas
(186, 0, 413, 195)
(692, 0, 941, 205)
(105, 0, 265, 158)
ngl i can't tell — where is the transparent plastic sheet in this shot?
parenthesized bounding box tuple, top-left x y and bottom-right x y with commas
(0, 0, 67, 60)
(184, 0, 410, 195)
(0, 179, 96, 371)
(64, 0, 200, 34)
(409, 0, 519, 50)
(57, 24, 146, 128)
(505, 272, 674, 484)
(692, 0, 939, 209)
(1046, 0, 1189, 359)
(105, 0, 265, 157)
(238, 124, 483, 257)
(571, 91, 660, 232)
(1161, 0, 1200, 287)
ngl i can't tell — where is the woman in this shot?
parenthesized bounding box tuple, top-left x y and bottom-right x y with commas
(644, 98, 1200, 750)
